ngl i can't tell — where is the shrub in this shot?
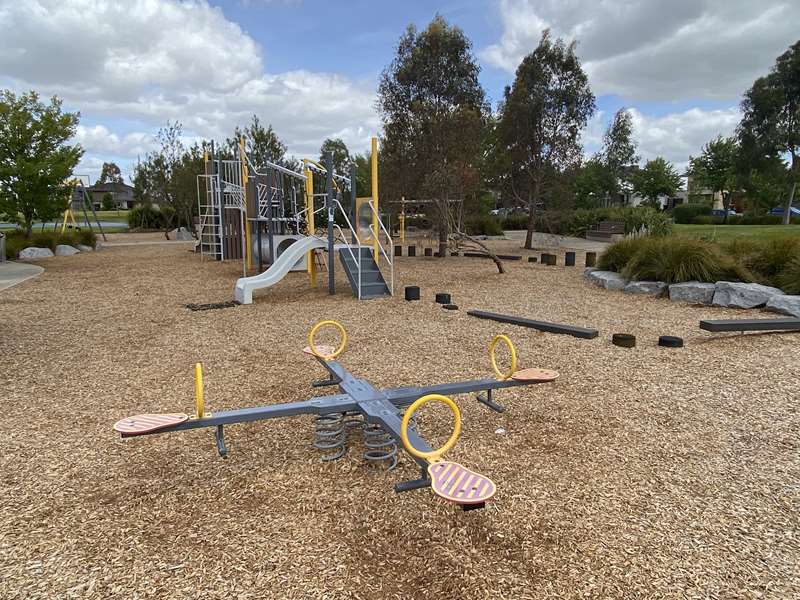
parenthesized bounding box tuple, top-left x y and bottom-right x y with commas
(128, 204, 168, 229)
(464, 215, 503, 236)
(672, 203, 711, 224)
(567, 206, 672, 238)
(3, 229, 97, 259)
(597, 238, 646, 272)
(501, 214, 528, 230)
(692, 215, 724, 225)
(777, 256, 800, 294)
(621, 237, 751, 284)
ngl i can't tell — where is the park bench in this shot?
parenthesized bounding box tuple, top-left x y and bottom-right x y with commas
(586, 220, 625, 242)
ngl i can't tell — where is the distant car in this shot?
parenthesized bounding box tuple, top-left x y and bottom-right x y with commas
(769, 206, 800, 216)
(710, 209, 738, 217)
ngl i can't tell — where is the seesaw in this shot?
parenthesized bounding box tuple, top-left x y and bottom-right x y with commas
(113, 321, 558, 509)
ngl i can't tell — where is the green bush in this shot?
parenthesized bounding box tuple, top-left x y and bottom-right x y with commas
(501, 214, 528, 230)
(464, 215, 503, 236)
(3, 229, 97, 259)
(128, 204, 170, 229)
(621, 237, 750, 284)
(567, 206, 672, 238)
(597, 238, 645, 272)
(777, 256, 800, 294)
(672, 203, 711, 224)
(692, 215, 724, 225)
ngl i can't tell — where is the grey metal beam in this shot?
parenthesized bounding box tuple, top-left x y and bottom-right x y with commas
(467, 309, 599, 339)
(120, 394, 357, 437)
(700, 318, 800, 332)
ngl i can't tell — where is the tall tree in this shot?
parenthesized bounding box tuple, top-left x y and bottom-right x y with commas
(601, 108, 638, 202)
(739, 40, 800, 224)
(96, 162, 124, 185)
(378, 16, 487, 256)
(319, 138, 352, 180)
(0, 90, 83, 237)
(227, 115, 288, 168)
(631, 157, 681, 208)
(688, 136, 738, 221)
(495, 30, 595, 248)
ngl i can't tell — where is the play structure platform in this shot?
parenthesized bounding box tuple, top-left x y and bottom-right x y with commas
(114, 323, 558, 509)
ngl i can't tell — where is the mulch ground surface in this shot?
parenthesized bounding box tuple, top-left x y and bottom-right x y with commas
(1, 244, 798, 599)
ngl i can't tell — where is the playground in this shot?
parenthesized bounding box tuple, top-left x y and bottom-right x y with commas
(2, 239, 798, 599)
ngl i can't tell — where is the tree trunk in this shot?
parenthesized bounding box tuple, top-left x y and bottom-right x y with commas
(785, 180, 797, 225)
(438, 218, 448, 257)
(722, 191, 730, 224)
(524, 181, 540, 250)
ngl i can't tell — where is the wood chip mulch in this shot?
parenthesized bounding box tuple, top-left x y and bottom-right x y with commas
(1, 242, 798, 599)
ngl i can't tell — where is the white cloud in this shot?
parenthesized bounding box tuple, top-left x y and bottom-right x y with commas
(0, 0, 379, 182)
(630, 107, 741, 173)
(481, 0, 800, 101)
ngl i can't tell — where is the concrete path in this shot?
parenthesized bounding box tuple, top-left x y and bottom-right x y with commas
(502, 230, 610, 252)
(0, 261, 44, 291)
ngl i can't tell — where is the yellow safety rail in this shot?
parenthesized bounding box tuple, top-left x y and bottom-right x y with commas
(307, 320, 348, 361)
(194, 362, 205, 418)
(400, 394, 462, 461)
(489, 334, 517, 380)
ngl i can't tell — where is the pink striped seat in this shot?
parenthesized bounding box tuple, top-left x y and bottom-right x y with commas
(113, 413, 188, 436)
(428, 461, 497, 505)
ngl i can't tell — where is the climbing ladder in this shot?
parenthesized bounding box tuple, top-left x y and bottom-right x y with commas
(197, 173, 223, 260)
(339, 246, 390, 299)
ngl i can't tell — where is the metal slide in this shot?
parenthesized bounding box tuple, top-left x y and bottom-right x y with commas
(234, 235, 327, 304)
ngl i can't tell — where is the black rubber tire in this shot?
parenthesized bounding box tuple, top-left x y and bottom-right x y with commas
(435, 292, 451, 304)
(442, 304, 459, 310)
(612, 333, 636, 348)
(658, 335, 683, 348)
(404, 286, 420, 301)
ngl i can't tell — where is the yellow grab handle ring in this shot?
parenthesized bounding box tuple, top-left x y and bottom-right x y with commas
(400, 394, 462, 461)
(194, 362, 205, 418)
(308, 320, 348, 361)
(489, 334, 517, 380)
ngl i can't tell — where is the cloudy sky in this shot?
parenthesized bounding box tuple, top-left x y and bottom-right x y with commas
(1, 0, 797, 183)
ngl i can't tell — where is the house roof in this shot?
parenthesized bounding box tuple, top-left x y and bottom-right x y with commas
(88, 181, 134, 193)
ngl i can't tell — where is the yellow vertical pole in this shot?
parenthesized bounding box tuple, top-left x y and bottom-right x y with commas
(240, 137, 252, 271)
(194, 363, 204, 419)
(304, 161, 317, 288)
(371, 136, 379, 261)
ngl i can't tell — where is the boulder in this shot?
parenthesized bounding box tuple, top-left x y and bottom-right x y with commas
(712, 281, 784, 309)
(587, 270, 628, 290)
(583, 267, 599, 278)
(169, 227, 194, 241)
(765, 294, 800, 318)
(55, 244, 80, 256)
(669, 281, 716, 305)
(18, 246, 54, 260)
(624, 280, 667, 297)
(76, 244, 94, 252)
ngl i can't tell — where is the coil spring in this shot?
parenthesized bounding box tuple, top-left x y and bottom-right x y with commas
(363, 423, 398, 470)
(313, 413, 346, 461)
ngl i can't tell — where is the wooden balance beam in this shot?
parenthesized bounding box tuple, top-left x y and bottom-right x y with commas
(467, 310, 599, 339)
(700, 318, 800, 332)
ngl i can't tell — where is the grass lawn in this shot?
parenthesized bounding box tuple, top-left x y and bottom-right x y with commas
(674, 224, 800, 241)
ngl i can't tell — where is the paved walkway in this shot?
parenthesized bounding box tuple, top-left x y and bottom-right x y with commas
(502, 230, 610, 252)
(0, 261, 44, 291)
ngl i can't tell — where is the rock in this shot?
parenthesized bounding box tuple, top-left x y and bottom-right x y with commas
(18, 246, 54, 259)
(587, 270, 628, 290)
(76, 244, 94, 252)
(169, 227, 194, 241)
(669, 281, 717, 305)
(712, 281, 784, 309)
(55, 244, 80, 256)
(624, 280, 667, 297)
(765, 294, 800, 318)
(583, 267, 599, 278)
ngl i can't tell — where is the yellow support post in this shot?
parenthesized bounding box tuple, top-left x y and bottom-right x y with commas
(370, 136, 379, 262)
(304, 161, 317, 288)
(240, 137, 252, 271)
